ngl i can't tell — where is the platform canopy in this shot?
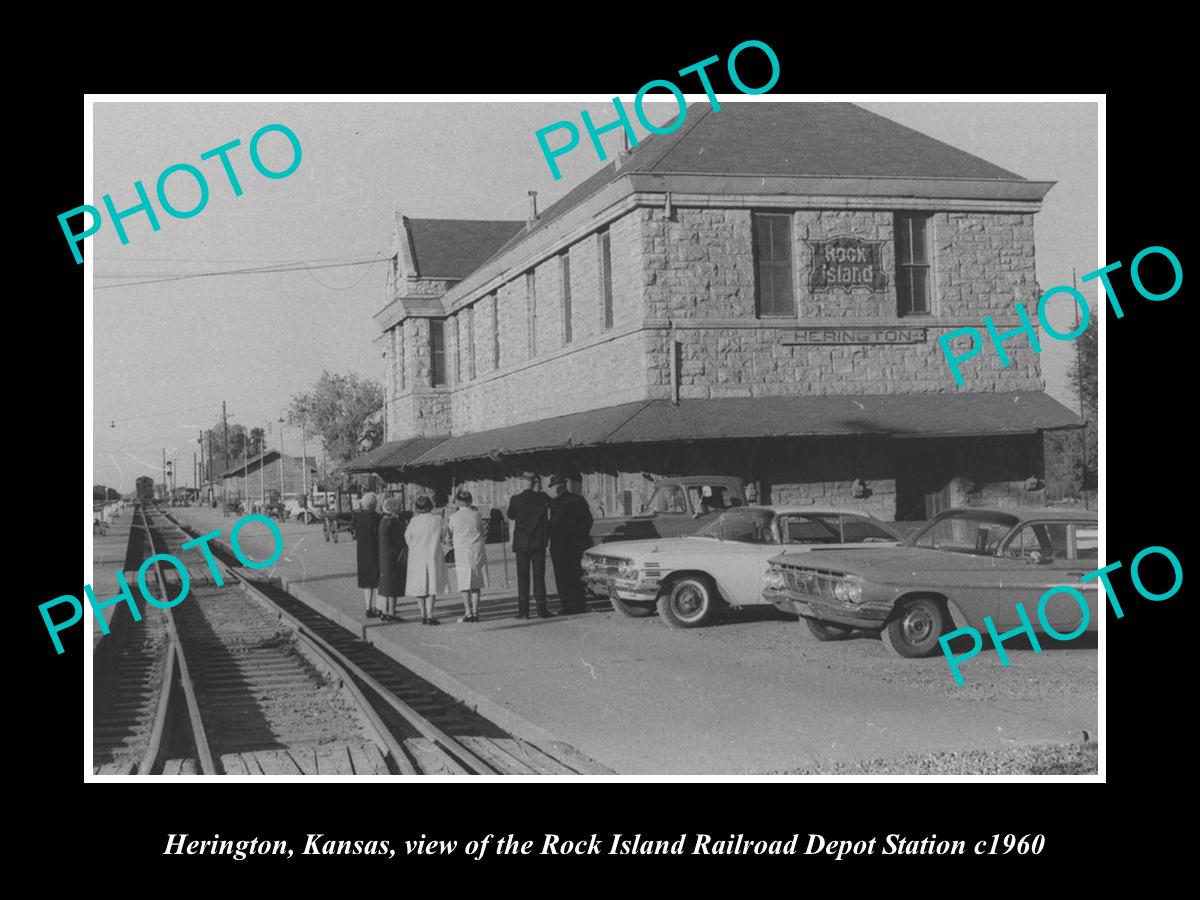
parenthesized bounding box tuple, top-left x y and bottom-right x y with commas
(341, 437, 450, 474)
(404, 391, 1082, 468)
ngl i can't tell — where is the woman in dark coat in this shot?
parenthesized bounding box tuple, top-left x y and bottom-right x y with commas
(378, 496, 408, 622)
(354, 492, 381, 618)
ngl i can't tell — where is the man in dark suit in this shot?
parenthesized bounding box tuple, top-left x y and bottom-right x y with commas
(507, 472, 553, 619)
(548, 474, 594, 614)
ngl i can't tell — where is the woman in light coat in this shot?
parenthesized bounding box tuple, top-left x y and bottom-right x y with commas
(446, 490, 488, 623)
(405, 495, 447, 625)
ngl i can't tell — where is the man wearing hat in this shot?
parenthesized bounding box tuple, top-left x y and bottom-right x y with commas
(506, 472, 553, 619)
(548, 474, 593, 614)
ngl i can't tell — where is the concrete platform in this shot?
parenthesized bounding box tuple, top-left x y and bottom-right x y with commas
(170, 506, 1099, 776)
(91, 509, 134, 647)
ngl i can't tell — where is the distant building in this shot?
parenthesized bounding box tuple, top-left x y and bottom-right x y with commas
(363, 103, 1080, 521)
(219, 451, 319, 501)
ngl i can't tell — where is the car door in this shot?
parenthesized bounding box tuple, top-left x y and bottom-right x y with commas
(994, 521, 1098, 630)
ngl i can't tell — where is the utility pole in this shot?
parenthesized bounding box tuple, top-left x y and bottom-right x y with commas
(260, 422, 266, 510)
(162, 447, 166, 500)
(222, 400, 230, 483)
(301, 422, 308, 503)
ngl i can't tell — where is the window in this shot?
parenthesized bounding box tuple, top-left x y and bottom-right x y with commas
(646, 484, 686, 514)
(526, 271, 537, 358)
(560, 251, 573, 344)
(397, 324, 405, 391)
(599, 229, 613, 330)
(451, 314, 461, 385)
(1005, 522, 1095, 563)
(429, 319, 446, 387)
(753, 212, 794, 317)
(895, 213, 932, 315)
(465, 305, 476, 381)
(489, 292, 499, 370)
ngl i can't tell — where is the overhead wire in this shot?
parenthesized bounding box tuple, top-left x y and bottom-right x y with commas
(94, 255, 391, 290)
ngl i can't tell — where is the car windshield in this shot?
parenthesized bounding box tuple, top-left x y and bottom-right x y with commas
(912, 510, 1019, 556)
(694, 509, 776, 543)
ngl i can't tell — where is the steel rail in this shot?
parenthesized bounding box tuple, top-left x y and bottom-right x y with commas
(156, 506, 497, 775)
(139, 503, 218, 775)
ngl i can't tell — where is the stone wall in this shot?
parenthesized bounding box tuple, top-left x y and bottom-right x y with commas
(444, 210, 646, 434)
(381, 203, 1050, 458)
(641, 207, 1044, 399)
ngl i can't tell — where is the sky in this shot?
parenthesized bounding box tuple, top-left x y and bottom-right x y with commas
(89, 99, 1098, 493)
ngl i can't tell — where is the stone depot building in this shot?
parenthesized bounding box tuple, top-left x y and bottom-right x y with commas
(351, 103, 1080, 523)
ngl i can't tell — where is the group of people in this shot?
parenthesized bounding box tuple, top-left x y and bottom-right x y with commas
(352, 473, 594, 626)
(354, 491, 489, 626)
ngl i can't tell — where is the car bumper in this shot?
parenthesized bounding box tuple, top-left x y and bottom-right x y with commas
(763, 587, 892, 629)
(583, 574, 660, 602)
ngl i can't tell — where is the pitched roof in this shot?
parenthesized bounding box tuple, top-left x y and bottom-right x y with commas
(626, 103, 1022, 180)
(474, 102, 1041, 284)
(407, 218, 524, 278)
(406, 392, 1081, 467)
(218, 451, 318, 478)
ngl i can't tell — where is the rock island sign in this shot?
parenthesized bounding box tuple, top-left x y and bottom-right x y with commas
(805, 235, 887, 292)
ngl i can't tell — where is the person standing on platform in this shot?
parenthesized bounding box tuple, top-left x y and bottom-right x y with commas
(506, 472, 553, 619)
(354, 492, 382, 619)
(446, 490, 487, 623)
(548, 475, 594, 614)
(378, 496, 407, 622)
(405, 495, 446, 625)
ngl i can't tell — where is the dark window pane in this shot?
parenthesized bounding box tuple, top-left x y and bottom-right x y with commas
(600, 231, 613, 329)
(772, 216, 790, 260)
(561, 253, 572, 344)
(911, 267, 929, 313)
(756, 216, 773, 261)
(774, 263, 793, 315)
(896, 215, 911, 265)
(490, 293, 499, 370)
(910, 216, 927, 263)
(430, 320, 445, 387)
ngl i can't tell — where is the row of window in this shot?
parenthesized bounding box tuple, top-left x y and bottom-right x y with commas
(755, 211, 932, 318)
(428, 228, 615, 387)
(414, 211, 933, 389)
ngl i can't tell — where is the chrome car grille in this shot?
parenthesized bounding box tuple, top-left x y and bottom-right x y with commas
(775, 565, 847, 598)
(585, 554, 628, 577)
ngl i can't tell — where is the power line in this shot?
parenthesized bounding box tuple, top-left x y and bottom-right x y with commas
(94, 253, 382, 264)
(100, 402, 224, 425)
(94, 256, 390, 290)
(301, 253, 385, 290)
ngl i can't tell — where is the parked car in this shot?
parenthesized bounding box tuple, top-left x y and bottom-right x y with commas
(583, 506, 903, 628)
(282, 493, 322, 524)
(589, 476, 747, 545)
(762, 506, 1100, 658)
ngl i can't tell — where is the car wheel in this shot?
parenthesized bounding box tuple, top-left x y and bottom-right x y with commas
(804, 617, 855, 641)
(610, 597, 656, 618)
(657, 576, 717, 629)
(880, 598, 947, 658)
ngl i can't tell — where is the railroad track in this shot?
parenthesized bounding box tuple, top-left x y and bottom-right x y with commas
(92, 502, 612, 776)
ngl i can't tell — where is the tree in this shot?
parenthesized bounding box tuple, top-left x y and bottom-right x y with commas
(249, 427, 266, 459)
(205, 421, 250, 472)
(1067, 317, 1098, 492)
(287, 371, 384, 466)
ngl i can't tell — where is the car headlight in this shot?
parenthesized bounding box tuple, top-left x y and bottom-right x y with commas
(763, 569, 787, 591)
(617, 562, 639, 579)
(833, 578, 863, 604)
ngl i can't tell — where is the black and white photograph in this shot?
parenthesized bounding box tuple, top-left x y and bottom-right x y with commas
(82, 95, 1104, 779)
